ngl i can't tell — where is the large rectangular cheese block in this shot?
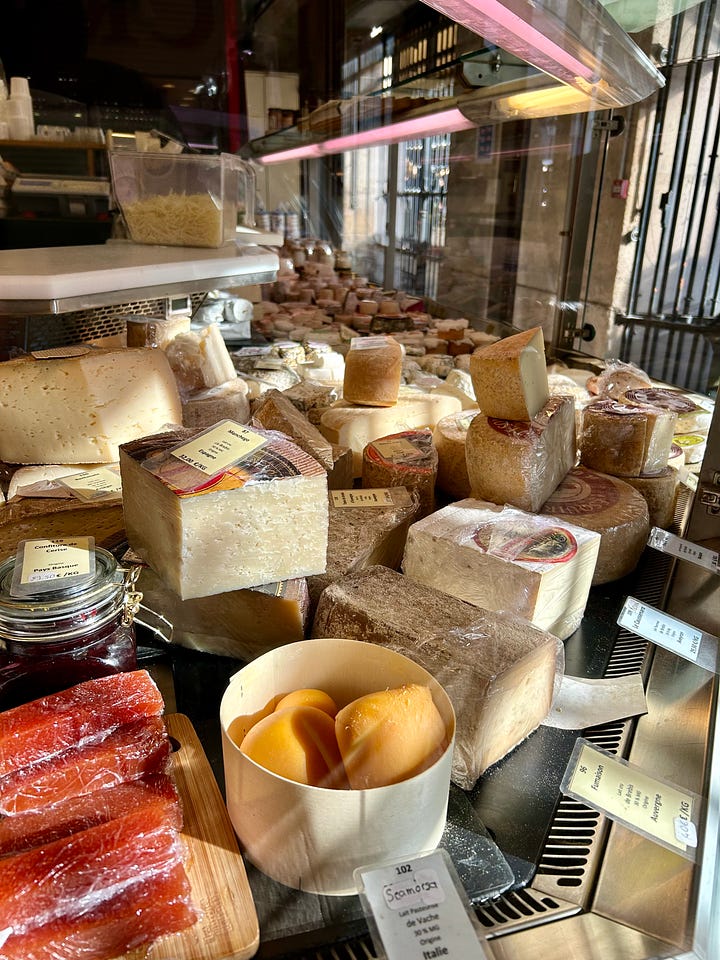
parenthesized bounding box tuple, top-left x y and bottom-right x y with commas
(136, 562, 309, 660)
(466, 395, 576, 512)
(402, 500, 600, 640)
(469, 326, 549, 420)
(0, 347, 182, 464)
(307, 487, 420, 611)
(319, 389, 462, 477)
(312, 564, 563, 789)
(580, 400, 677, 476)
(119, 426, 328, 600)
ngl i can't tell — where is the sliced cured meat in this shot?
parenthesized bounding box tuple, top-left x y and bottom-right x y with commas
(0, 716, 172, 816)
(0, 670, 164, 778)
(0, 772, 180, 857)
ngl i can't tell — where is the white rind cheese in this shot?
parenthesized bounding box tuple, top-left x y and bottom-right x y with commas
(469, 326, 549, 420)
(120, 426, 329, 600)
(0, 348, 182, 465)
(403, 500, 600, 641)
(540, 466, 649, 584)
(465, 396, 576, 512)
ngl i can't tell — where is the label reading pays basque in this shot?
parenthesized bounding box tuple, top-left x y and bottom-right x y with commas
(563, 740, 698, 859)
(331, 489, 395, 507)
(14, 537, 94, 596)
(473, 521, 577, 564)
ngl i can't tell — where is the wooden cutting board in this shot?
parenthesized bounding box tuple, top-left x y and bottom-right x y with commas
(132, 713, 260, 960)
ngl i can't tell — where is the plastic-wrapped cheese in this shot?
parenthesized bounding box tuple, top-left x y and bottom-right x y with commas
(432, 410, 481, 500)
(469, 326, 549, 420)
(673, 433, 707, 464)
(362, 430, 437, 517)
(622, 387, 713, 434)
(312, 564, 563, 789)
(342, 336, 403, 407)
(466, 396, 576, 512)
(125, 314, 191, 349)
(181, 379, 250, 430)
(402, 500, 600, 640)
(0, 347, 181, 465)
(320, 391, 463, 477)
(580, 400, 676, 477)
(540, 466, 649, 584)
(624, 467, 679, 530)
(307, 486, 420, 611)
(119, 425, 329, 600)
(165, 323, 237, 395)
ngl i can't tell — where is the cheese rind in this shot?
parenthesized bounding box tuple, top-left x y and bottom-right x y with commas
(362, 430, 437, 517)
(540, 466, 649, 584)
(120, 426, 329, 600)
(252, 389, 334, 471)
(432, 410, 481, 500)
(580, 400, 676, 476)
(469, 326, 548, 420)
(181, 379, 250, 431)
(0, 348, 182, 465)
(624, 467, 678, 530)
(165, 323, 237, 395)
(342, 336, 403, 406)
(312, 564, 562, 789)
(402, 500, 600, 640)
(465, 396, 576, 512)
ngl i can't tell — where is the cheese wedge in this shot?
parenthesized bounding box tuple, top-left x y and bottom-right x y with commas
(469, 326, 548, 420)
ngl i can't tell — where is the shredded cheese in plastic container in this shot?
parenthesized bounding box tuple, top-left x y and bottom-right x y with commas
(122, 192, 224, 248)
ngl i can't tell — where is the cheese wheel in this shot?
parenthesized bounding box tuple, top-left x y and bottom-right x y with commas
(540, 466, 649, 584)
(465, 396, 576, 512)
(362, 430, 437, 517)
(342, 336, 403, 406)
(673, 433, 707, 464)
(622, 388, 713, 434)
(432, 410, 481, 500)
(0, 348, 181, 465)
(624, 468, 679, 530)
(580, 400, 676, 477)
(469, 326, 549, 421)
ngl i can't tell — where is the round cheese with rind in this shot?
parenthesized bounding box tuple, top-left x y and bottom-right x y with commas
(342, 335, 403, 407)
(362, 429, 437, 517)
(624, 467, 679, 531)
(432, 410, 481, 500)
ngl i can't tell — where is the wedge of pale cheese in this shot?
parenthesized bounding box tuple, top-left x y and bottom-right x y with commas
(466, 396, 576, 512)
(403, 500, 600, 640)
(0, 347, 181, 465)
(469, 326, 548, 420)
(120, 425, 328, 599)
(312, 564, 563, 789)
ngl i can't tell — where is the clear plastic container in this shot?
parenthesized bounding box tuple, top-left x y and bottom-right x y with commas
(109, 151, 256, 248)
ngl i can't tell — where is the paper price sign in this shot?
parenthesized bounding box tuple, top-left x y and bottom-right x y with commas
(562, 739, 700, 860)
(57, 466, 122, 502)
(648, 528, 719, 574)
(171, 421, 267, 475)
(355, 850, 489, 959)
(617, 597, 718, 673)
(331, 489, 395, 507)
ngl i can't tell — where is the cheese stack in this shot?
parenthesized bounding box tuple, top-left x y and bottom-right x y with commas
(361, 430, 437, 517)
(465, 327, 576, 512)
(579, 400, 679, 529)
(402, 500, 601, 640)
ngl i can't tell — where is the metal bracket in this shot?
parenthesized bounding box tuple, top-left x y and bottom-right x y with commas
(593, 116, 625, 137)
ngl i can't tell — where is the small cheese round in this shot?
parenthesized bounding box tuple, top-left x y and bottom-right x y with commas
(335, 683, 448, 789)
(362, 429, 438, 517)
(624, 467, 679, 530)
(540, 466, 649, 584)
(274, 688, 338, 717)
(343, 336, 403, 406)
(432, 410, 481, 500)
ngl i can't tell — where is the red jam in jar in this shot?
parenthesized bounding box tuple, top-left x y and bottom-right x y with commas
(0, 547, 141, 709)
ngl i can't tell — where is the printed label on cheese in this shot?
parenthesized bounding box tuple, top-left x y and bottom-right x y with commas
(12, 536, 95, 598)
(56, 466, 123, 502)
(331, 489, 395, 507)
(350, 335, 393, 350)
(372, 438, 423, 461)
(542, 469, 620, 516)
(562, 739, 700, 859)
(473, 520, 578, 564)
(488, 395, 566, 439)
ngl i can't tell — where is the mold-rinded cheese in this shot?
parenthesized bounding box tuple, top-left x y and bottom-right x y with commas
(432, 410, 481, 500)
(136, 563, 309, 660)
(252, 389, 334, 471)
(7, 464, 105, 501)
(165, 323, 237, 395)
(624, 467, 679, 530)
(307, 487, 420, 611)
(580, 400, 676, 477)
(622, 387, 713, 434)
(119, 426, 328, 600)
(0, 348, 182, 465)
(181, 379, 250, 431)
(673, 433, 707, 464)
(540, 466, 649, 584)
(362, 430, 437, 517)
(312, 565, 563, 789)
(320, 392, 463, 477)
(342, 336, 403, 407)
(402, 500, 600, 640)
(125, 314, 191, 349)
(465, 396, 576, 512)
(469, 326, 549, 420)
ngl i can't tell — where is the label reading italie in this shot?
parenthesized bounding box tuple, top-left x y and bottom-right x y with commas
(355, 850, 490, 959)
(12, 537, 95, 598)
(562, 739, 699, 860)
(331, 489, 395, 507)
(57, 466, 123, 502)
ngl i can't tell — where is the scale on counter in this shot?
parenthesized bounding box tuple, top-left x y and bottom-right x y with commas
(10, 175, 111, 220)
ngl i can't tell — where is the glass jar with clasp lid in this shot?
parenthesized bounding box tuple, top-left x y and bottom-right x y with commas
(0, 544, 142, 709)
